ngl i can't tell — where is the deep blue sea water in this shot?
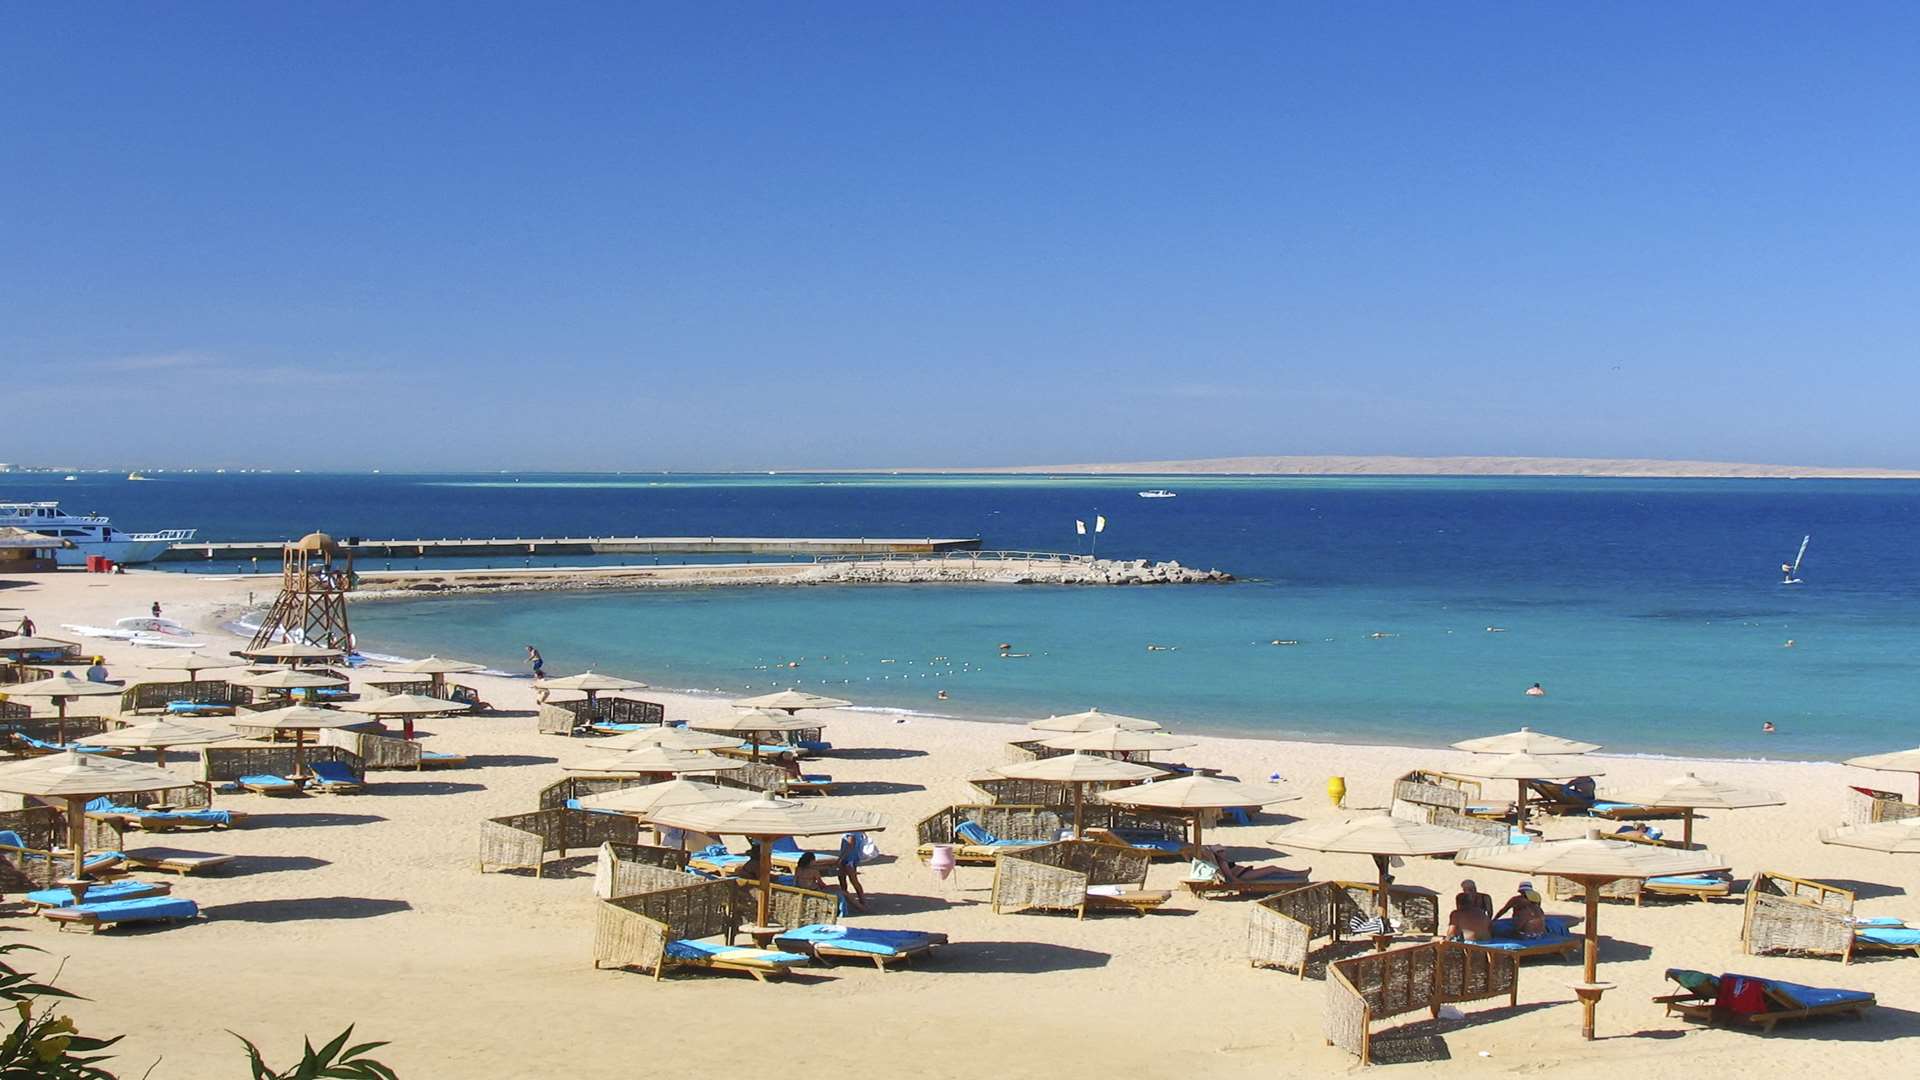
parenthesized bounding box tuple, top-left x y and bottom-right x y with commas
(6, 471, 1916, 760)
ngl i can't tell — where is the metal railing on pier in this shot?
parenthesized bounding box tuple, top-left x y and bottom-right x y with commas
(812, 550, 1094, 565)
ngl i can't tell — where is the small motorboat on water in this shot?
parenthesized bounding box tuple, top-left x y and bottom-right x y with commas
(1137, 489, 1176, 499)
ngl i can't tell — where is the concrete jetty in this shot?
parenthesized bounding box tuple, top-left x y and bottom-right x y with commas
(159, 535, 982, 562)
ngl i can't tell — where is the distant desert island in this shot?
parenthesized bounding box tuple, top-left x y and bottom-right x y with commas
(907, 455, 1920, 479)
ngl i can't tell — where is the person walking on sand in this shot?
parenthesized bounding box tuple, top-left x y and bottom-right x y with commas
(16, 615, 33, 637)
(151, 601, 162, 619)
(836, 832, 870, 912)
(526, 645, 544, 679)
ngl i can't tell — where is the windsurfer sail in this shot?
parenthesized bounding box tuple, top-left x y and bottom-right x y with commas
(1782, 535, 1809, 585)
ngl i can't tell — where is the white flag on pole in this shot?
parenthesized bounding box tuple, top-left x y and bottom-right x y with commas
(1075, 519, 1087, 535)
(1095, 515, 1107, 533)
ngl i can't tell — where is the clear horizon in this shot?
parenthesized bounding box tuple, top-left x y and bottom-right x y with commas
(6, 5, 1919, 470)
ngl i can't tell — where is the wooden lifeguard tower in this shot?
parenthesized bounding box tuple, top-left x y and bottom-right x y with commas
(247, 531, 354, 653)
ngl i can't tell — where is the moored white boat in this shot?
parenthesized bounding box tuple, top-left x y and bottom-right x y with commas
(0, 502, 195, 566)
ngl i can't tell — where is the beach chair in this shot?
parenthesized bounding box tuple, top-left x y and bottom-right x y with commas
(1084, 883, 1173, 915)
(13, 734, 117, 757)
(1656, 969, 1876, 1031)
(661, 939, 811, 981)
(1644, 873, 1735, 903)
(84, 797, 241, 832)
(0, 831, 130, 884)
(1457, 916, 1581, 961)
(238, 774, 302, 797)
(24, 880, 171, 910)
(163, 700, 235, 717)
(1081, 826, 1189, 860)
(1180, 846, 1312, 898)
(41, 895, 201, 933)
(305, 761, 363, 793)
(773, 924, 948, 971)
(1849, 917, 1920, 958)
(419, 749, 467, 769)
(778, 771, 836, 797)
(951, 819, 1052, 862)
(123, 847, 237, 875)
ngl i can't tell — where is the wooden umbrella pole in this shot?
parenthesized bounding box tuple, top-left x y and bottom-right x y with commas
(1373, 853, 1392, 951)
(1516, 779, 1528, 824)
(156, 745, 168, 769)
(56, 698, 69, 746)
(68, 795, 86, 883)
(1682, 809, 1695, 848)
(757, 838, 773, 926)
(1073, 783, 1085, 837)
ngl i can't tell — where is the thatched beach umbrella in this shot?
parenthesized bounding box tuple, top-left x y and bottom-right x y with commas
(149, 652, 246, 682)
(1844, 747, 1920, 804)
(338, 692, 472, 740)
(991, 752, 1163, 835)
(231, 704, 365, 780)
(595, 727, 740, 753)
(241, 642, 345, 666)
(1451, 726, 1602, 756)
(1455, 751, 1600, 822)
(1271, 815, 1492, 948)
(576, 778, 745, 844)
(5, 671, 124, 744)
(230, 667, 347, 707)
(733, 689, 850, 714)
(1038, 727, 1197, 757)
(567, 746, 745, 780)
(541, 671, 646, 709)
(1820, 818, 1920, 855)
(648, 794, 884, 927)
(695, 709, 819, 762)
(1599, 772, 1783, 847)
(0, 635, 82, 674)
(1027, 707, 1163, 734)
(76, 717, 231, 768)
(1098, 774, 1300, 846)
(381, 655, 485, 698)
(0, 752, 181, 898)
(1457, 829, 1729, 1040)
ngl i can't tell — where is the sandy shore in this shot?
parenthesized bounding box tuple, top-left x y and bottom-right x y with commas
(0, 569, 1912, 1078)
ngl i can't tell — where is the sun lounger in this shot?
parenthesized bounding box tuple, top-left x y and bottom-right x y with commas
(14, 734, 117, 756)
(304, 761, 363, 794)
(1459, 916, 1580, 961)
(1081, 827, 1187, 860)
(84, 797, 241, 832)
(780, 773, 835, 797)
(419, 750, 467, 768)
(122, 847, 237, 875)
(163, 700, 234, 717)
(1851, 918, 1920, 958)
(688, 841, 837, 876)
(953, 820, 1051, 860)
(773, 924, 948, 970)
(1181, 847, 1312, 898)
(42, 895, 200, 933)
(238, 774, 302, 796)
(661, 939, 809, 982)
(24, 880, 171, 910)
(1083, 883, 1172, 916)
(1645, 873, 1735, 902)
(1656, 969, 1876, 1031)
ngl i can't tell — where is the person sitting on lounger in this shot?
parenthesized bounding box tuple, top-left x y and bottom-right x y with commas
(1566, 776, 1596, 802)
(1615, 823, 1664, 842)
(771, 752, 804, 781)
(734, 841, 769, 881)
(1495, 882, 1548, 938)
(1200, 845, 1297, 883)
(792, 851, 859, 913)
(1456, 878, 1492, 917)
(1445, 893, 1494, 942)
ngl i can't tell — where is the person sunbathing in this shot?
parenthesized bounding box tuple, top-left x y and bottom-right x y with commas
(1201, 845, 1300, 882)
(1445, 896, 1493, 942)
(1494, 883, 1548, 938)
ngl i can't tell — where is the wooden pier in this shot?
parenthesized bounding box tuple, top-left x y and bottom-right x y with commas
(159, 535, 982, 562)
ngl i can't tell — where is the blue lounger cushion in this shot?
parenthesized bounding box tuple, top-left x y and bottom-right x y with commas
(1588, 801, 1646, 814)
(1470, 916, 1577, 951)
(954, 821, 1047, 847)
(27, 881, 164, 908)
(664, 940, 808, 965)
(1111, 831, 1183, 853)
(775, 925, 938, 956)
(1222, 807, 1252, 826)
(796, 774, 832, 784)
(238, 774, 298, 790)
(60, 896, 199, 923)
(1765, 979, 1875, 1009)
(164, 701, 228, 715)
(1648, 875, 1727, 888)
(19, 735, 112, 754)
(309, 762, 357, 783)
(796, 740, 832, 753)
(1856, 926, 1920, 946)
(420, 751, 463, 762)
(85, 798, 232, 827)
(1851, 916, 1905, 927)
(0, 831, 23, 849)
(591, 723, 646, 733)
(564, 799, 623, 816)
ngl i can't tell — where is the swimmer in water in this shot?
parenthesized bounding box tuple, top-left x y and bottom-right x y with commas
(1762, 721, 1776, 733)
(936, 689, 949, 701)
(1525, 683, 1546, 697)
(1784, 639, 1795, 648)
(1486, 626, 1508, 633)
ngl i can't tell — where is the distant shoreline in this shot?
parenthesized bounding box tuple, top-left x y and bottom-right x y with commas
(858, 455, 1920, 479)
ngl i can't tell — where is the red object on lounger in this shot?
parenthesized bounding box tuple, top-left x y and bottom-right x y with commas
(1718, 974, 1767, 1016)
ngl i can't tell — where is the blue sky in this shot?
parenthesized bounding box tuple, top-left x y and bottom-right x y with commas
(5, 5, 1918, 470)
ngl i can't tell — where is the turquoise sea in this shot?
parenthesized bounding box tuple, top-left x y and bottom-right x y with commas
(7, 471, 1914, 760)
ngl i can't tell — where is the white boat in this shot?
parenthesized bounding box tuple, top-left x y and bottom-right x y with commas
(0, 501, 194, 566)
(1137, 489, 1177, 499)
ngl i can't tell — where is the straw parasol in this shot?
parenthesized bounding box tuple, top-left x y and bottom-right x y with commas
(148, 652, 246, 681)
(4, 671, 125, 743)
(241, 641, 345, 665)
(0, 752, 183, 897)
(1599, 772, 1783, 847)
(1456, 828, 1729, 1040)
(1098, 774, 1300, 846)
(338, 692, 472, 740)
(1845, 747, 1920, 803)
(1820, 818, 1920, 855)
(732, 689, 850, 714)
(380, 655, 485, 697)
(1037, 727, 1197, 757)
(575, 778, 744, 818)
(230, 668, 347, 690)
(1451, 726, 1602, 756)
(1271, 815, 1494, 947)
(594, 727, 740, 752)
(75, 717, 231, 767)
(1455, 751, 1600, 821)
(567, 746, 745, 779)
(230, 704, 365, 779)
(991, 752, 1163, 835)
(694, 709, 819, 762)
(0, 635, 81, 673)
(541, 671, 646, 708)
(648, 794, 884, 927)
(1027, 707, 1163, 734)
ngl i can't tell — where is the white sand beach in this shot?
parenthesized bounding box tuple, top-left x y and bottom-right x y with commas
(1, 569, 1912, 1078)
